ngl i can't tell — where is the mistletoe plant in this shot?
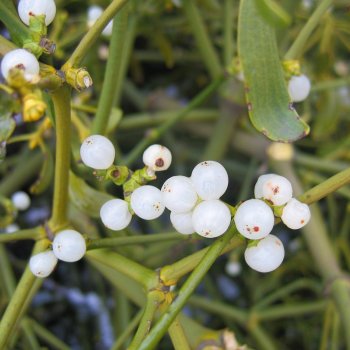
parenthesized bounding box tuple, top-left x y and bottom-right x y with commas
(0, 0, 350, 349)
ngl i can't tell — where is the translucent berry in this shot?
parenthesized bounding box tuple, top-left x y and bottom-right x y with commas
(11, 191, 31, 211)
(262, 175, 293, 206)
(281, 198, 311, 229)
(1, 49, 39, 82)
(52, 229, 86, 263)
(288, 74, 311, 102)
(161, 176, 198, 213)
(234, 199, 274, 240)
(170, 211, 194, 235)
(5, 224, 20, 233)
(191, 160, 228, 200)
(254, 174, 274, 199)
(18, 0, 56, 26)
(142, 144, 172, 171)
(100, 199, 132, 230)
(192, 200, 231, 238)
(131, 185, 165, 220)
(80, 135, 115, 169)
(29, 250, 58, 278)
(244, 234, 285, 273)
(87, 5, 113, 36)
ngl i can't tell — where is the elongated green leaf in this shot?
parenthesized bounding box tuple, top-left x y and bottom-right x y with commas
(238, 0, 310, 142)
(69, 172, 114, 218)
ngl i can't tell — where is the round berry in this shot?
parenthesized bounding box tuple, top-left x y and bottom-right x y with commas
(5, 223, 19, 233)
(87, 5, 113, 36)
(234, 199, 274, 240)
(11, 191, 31, 211)
(29, 250, 58, 278)
(142, 144, 172, 172)
(18, 0, 56, 26)
(225, 261, 242, 277)
(100, 199, 132, 230)
(288, 74, 311, 102)
(262, 175, 293, 206)
(80, 135, 115, 170)
(170, 211, 194, 235)
(191, 161, 228, 200)
(281, 198, 311, 230)
(192, 200, 231, 238)
(1, 49, 40, 82)
(52, 229, 86, 263)
(131, 185, 165, 220)
(254, 174, 275, 199)
(161, 176, 198, 213)
(244, 234, 285, 273)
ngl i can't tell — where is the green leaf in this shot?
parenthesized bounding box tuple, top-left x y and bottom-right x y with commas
(256, 0, 291, 28)
(69, 172, 114, 218)
(238, 0, 310, 142)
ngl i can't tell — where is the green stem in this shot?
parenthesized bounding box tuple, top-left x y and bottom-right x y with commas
(86, 249, 157, 289)
(128, 291, 161, 350)
(182, 0, 222, 79)
(63, 0, 129, 68)
(298, 166, 350, 205)
(254, 278, 321, 310)
(50, 87, 71, 230)
(137, 226, 236, 350)
(223, 0, 235, 66)
(311, 77, 350, 92)
(92, 5, 129, 134)
(0, 228, 42, 243)
(122, 76, 224, 166)
(284, 0, 333, 59)
(160, 235, 243, 283)
(111, 310, 143, 350)
(0, 239, 48, 348)
(0, 151, 42, 197)
(88, 232, 192, 250)
(256, 300, 327, 321)
(168, 316, 191, 350)
(29, 318, 71, 350)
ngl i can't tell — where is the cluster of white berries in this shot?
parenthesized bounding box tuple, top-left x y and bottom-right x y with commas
(79, 135, 312, 274)
(29, 229, 86, 278)
(234, 174, 311, 273)
(87, 6, 113, 37)
(288, 74, 311, 102)
(18, 0, 56, 26)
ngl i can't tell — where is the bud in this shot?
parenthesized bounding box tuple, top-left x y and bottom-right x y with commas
(23, 93, 47, 122)
(65, 67, 93, 91)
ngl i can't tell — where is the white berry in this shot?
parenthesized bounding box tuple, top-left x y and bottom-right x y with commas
(192, 200, 231, 238)
(87, 5, 113, 36)
(244, 234, 285, 273)
(5, 224, 20, 233)
(234, 199, 274, 240)
(29, 250, 58, 278)
(142, 144, 172, 172)
(11, 191, 31, 211)
(131, 185, 165, 220)
(281, 198, 311, 230)
(254, 174, 275, 199)
(18, 0, 56, 26)
(262, 175, 293, 206)
(170, 211, 194, 235)
(1, 49, 39, 82)
(191, 161, 228, 200)
(161, 176, 198, 213)
(52, 230, 86, 263)
(100, 199, 132, 230)
(80, 135, 115, 169)
(288, 74, 311, 102)
(225, 261, 242, 277)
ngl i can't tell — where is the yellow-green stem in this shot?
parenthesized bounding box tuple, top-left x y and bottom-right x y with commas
(50, 87, 72, 230)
